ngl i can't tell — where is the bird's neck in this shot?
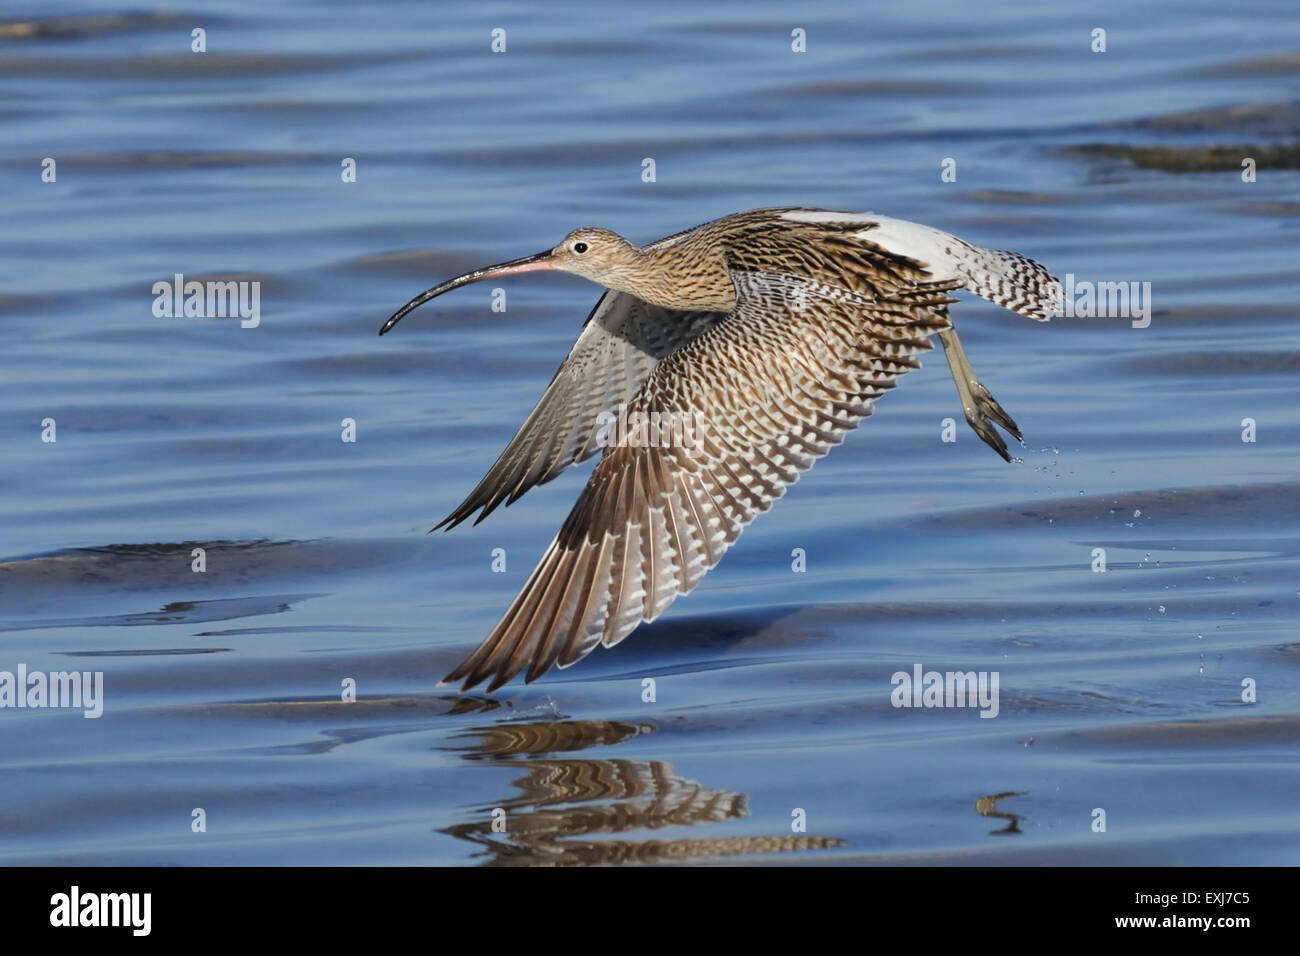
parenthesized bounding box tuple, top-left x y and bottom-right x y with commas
(615, 243, 737, 313)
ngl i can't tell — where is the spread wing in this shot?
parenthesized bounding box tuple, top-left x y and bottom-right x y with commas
(443, 273, 959, 691)
(436, 292, 722, 529)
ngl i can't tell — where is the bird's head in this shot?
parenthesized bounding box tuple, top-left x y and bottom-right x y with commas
(547, 227, 641, 283)
(378, 226, 644, 335)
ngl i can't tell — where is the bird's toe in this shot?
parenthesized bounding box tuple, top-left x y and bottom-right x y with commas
(974, 385, 1022, 441)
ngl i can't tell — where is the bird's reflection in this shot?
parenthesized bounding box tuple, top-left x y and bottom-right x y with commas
(460, 717, 652, 759)
(441, 718, 845, 865)
(975, 791, 1026, 836)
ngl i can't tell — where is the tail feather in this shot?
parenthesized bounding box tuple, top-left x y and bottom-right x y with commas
(953, 246, 1063, 322)
(780, 212, 1064, 323)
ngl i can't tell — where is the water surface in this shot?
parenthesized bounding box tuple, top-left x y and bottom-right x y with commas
(1, 0, 1298, 865)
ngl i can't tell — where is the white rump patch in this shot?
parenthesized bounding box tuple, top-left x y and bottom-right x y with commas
(779, 209, 1062, 321)
(780, 209, 965, 279)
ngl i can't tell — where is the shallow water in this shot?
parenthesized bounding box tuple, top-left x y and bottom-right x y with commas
(1, 0, 1298, 864)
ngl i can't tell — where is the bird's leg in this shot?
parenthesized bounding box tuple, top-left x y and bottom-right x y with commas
(938, 327, 1023, 462)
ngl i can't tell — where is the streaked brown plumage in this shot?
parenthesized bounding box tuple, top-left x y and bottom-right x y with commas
(379, 207, 1063, 692)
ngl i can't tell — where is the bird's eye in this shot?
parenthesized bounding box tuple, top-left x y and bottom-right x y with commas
(573, 242, 588, 254)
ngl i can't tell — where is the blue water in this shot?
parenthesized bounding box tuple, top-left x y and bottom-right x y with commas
(1, 0, 1298, 864)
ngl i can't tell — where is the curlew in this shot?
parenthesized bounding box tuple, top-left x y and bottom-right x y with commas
(380, 208, 1062, 692)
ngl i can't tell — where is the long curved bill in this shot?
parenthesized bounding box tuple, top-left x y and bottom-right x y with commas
(378, 249, 555, 335)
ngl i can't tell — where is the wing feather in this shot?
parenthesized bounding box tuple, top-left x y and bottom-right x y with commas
(435, 292, 721, 529)
(444, 273, 957, 691)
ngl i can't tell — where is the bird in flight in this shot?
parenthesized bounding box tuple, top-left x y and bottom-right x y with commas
(380, 208, 1062, 692)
